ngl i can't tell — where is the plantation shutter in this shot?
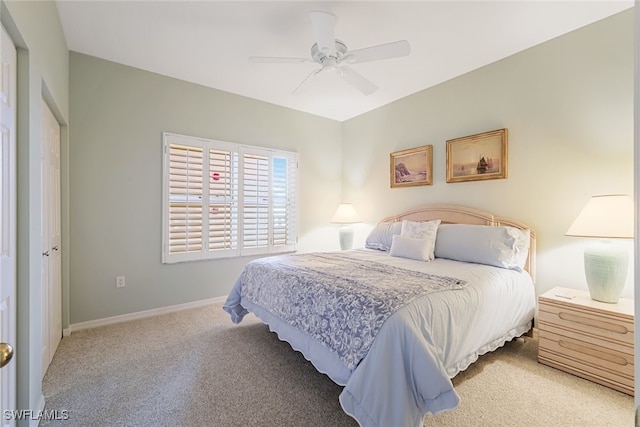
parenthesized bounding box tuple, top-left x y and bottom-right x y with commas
(162, 133, 297, 263)
(242, 152, 270, 251)
(208, 148, 239, 255)
(167, 143, 204, 260)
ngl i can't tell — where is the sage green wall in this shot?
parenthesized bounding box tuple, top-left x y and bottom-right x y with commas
(342, 10, 634, 300)
(69, 52, 343, 324)
(2, 0, 69, 420)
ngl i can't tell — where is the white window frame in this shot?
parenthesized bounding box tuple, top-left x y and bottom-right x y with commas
(162, 132, 298, 263)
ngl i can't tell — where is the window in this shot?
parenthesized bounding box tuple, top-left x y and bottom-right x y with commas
(162, 133, 298, 263)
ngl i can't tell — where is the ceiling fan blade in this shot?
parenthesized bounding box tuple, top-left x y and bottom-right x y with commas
(249, 56, 313, 64)
(310, 11, 336, 55)
(343, 40, 411, 64)
(292, 68, 322, 95)
(338, 66, 377, 96)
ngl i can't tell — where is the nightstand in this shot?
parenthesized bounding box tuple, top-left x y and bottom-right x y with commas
(538, 286, 634, 395)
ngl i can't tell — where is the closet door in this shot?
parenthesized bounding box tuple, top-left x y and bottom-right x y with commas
(41, 100, 61, 376)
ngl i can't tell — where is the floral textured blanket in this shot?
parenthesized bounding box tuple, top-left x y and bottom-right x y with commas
(240, 252, 467, 369)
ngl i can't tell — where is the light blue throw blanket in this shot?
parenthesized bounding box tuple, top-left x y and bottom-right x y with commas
(238, 252, 466, 370)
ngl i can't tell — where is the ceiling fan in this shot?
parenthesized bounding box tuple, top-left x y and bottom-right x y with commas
(249, 11, 411, 96)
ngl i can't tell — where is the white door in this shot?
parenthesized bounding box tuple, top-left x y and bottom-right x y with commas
(40, 100, 61, 377)
(0, 25, 17, 427)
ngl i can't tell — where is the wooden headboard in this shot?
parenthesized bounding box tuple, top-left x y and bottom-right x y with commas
(378, 204, 536, 281)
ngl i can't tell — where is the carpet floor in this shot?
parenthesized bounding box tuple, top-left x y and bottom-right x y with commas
(41, 302, 634, 426)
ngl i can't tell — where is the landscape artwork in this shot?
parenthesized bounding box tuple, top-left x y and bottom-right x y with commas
(446, 129, 508, 183)
(390, 145, 433, 188)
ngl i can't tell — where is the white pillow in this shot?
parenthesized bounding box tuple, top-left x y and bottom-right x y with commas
(365, 221, 402, 251)
(400, 219, 441, 261)
(434, 224, 530, 271)
(389, 235, 432, 262)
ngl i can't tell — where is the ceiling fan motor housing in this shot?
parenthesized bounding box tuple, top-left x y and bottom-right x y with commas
(311, 40, 348, 68)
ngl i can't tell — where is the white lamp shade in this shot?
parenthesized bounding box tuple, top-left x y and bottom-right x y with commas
(566, 194, 633, 239)
(331, 203, 361, 224)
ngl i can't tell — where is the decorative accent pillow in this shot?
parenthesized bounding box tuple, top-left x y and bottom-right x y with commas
(389, 235, 432, 262)
(400, 219, 441, 261)
(434, 224, 530, 271)
(365, 221, 402, 251)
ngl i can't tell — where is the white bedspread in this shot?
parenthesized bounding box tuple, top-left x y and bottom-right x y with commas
(224, 249, 535, 427)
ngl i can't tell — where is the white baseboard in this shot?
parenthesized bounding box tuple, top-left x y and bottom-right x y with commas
(64, 295, 228, 336)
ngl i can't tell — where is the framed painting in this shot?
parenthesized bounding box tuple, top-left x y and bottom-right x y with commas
(446, 128, 508, 183)
(390, 145, 433, 188)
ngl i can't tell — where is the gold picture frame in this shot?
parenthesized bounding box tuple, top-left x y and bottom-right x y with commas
(446, 128, 508, 183)
(390, 145, 433, 188)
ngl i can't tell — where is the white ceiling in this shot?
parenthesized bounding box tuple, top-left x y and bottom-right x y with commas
(55, 1, 633, 122)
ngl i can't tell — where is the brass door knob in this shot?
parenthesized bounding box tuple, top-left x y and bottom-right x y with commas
(0, 343, 13, 368)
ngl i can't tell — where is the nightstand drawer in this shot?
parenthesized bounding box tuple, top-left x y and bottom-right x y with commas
(538, 301, 633, 346)
(538, 347, 634, 395)
(538, 319, 632, 357)
(539, 329, 634, 379)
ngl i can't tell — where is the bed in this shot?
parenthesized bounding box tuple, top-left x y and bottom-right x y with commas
(224, 204, 536, 427)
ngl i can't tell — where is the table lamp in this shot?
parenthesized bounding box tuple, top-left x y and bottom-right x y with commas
(565, 194, 634, 303)
(331, 203, 361, 250)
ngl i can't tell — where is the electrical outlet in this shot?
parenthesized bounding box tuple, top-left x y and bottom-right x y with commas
(116, 276, 125, 288)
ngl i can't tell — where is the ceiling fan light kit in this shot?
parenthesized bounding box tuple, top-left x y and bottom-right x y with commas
(249, 11, 410, 96)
